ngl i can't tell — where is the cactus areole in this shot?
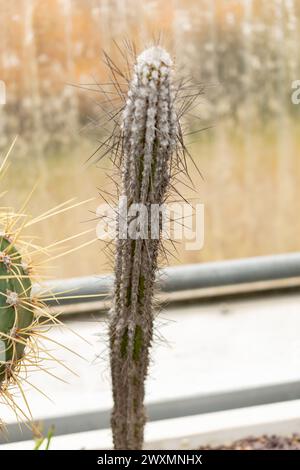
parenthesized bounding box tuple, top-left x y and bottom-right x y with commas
(0, 235, 32, 385)
(109, 47, 177, 449)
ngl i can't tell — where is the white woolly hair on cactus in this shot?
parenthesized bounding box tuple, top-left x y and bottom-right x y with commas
(92, 43, 203, 450)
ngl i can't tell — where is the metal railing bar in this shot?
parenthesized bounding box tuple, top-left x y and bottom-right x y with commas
(33, 252, 300, 306)
(2, 379, 300, 444)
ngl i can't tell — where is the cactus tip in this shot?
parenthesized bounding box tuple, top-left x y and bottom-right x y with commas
(136, 46, 173, 72)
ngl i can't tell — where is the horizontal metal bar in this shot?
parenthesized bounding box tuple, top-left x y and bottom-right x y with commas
(33, 252, 300, 306)
(3, 379, 300, 444)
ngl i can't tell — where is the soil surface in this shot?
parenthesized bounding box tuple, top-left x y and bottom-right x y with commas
(200, 435, 300, 450)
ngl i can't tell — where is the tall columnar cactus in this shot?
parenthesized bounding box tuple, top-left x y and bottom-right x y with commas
(109, 47, 177, 450)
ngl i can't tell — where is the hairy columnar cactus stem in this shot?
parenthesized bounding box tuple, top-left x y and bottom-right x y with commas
(109, 47, 176, 449)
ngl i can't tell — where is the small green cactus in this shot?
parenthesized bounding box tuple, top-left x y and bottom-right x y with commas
(0, 234, 33, 386)
(0, 147, 94, 428)
(109, 46, 177, 450)
(0, 206, 46, 426)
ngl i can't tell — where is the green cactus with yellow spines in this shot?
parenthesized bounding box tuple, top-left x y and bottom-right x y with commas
(0, 145, 94, 429)
(0, 234, 33, 385)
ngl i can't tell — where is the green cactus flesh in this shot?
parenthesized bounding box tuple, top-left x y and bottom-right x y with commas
(0, 236, 32, 384)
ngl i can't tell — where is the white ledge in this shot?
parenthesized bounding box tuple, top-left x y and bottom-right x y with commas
(1, 399, 300, 450)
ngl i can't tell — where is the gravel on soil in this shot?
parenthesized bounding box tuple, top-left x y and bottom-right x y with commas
(199, 435, 300, 450)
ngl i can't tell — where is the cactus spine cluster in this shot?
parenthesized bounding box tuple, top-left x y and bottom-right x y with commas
(109, 47, 177, 450)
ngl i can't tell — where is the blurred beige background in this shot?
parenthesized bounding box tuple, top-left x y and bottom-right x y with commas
(0, 0, 300, 278)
